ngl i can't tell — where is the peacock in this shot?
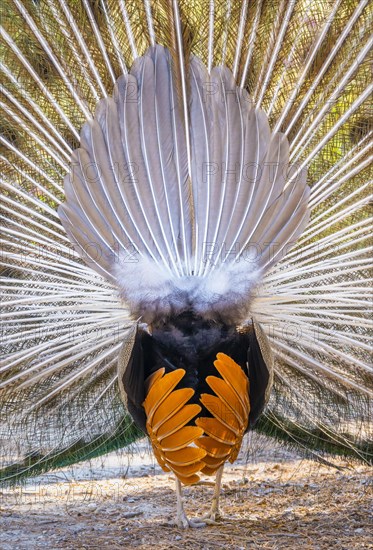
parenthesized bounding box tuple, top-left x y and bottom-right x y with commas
(0, 0, 372, 529)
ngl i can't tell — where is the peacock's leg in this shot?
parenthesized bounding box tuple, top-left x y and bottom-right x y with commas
(208, 464, 224, 521)
(175, 477, 189, 528)
(175, 477, 206, 528)
(189, 465, 225, 525)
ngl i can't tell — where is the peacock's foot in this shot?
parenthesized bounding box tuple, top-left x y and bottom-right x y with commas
(190, 510, 234, 525)
(190, 511, 218, 525)
(175, 509, 207, 528)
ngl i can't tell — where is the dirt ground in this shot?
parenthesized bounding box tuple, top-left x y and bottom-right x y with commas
(0, 435, 371, 549)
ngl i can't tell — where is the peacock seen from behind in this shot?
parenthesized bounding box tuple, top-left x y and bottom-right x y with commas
(1, 0, 372, 529)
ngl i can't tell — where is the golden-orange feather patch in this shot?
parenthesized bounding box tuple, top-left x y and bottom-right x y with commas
(152, 446, 170, 472)
(201, 454, 226, 468)
(169, 461, 206, 476)
(200, 393, 241, 433)
(205, 376, 246, 421)
(174, 473, 201, 485)
(157, 404, 202, 439)
(196, 435, 233, 457)
(143, 368, 185, 420)
(143, 354, 250, 485)
(152, 388, 195, 430)
(161, 426, 204, 451)
(214, 353, 250, 413)
(195, 417, 237, 444)
(144, 368, 205, 484)
(144, 368, 165, 394)
(200, 465, 222, 476)
(165, 447, 207, 466)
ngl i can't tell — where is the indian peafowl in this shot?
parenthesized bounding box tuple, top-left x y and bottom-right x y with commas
(0, 0, 372, 529)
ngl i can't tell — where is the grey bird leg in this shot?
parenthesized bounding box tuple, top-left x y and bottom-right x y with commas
(209, 464, 224, 520)
(190, 465, 225, 525)
(175, 477, 205, 528)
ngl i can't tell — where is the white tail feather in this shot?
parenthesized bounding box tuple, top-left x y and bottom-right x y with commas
(1, 0, 371, 478)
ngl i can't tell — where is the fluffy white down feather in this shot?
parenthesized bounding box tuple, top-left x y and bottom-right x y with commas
(114, 255, 262, 325)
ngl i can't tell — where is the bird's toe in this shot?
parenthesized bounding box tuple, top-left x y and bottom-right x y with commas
(188, 517, 208, 528)
(175, 510, 195, 529)
(175, 511, 208, 528)
(190, 513, 218, 525)
(176, 513, 190, 529)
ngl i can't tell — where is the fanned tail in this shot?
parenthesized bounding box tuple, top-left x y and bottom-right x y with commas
(1, 0, 372, 483)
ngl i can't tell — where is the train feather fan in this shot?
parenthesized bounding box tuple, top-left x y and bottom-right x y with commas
(0, 0, 372, 528)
